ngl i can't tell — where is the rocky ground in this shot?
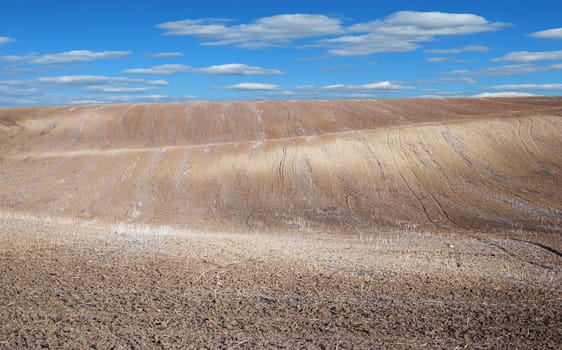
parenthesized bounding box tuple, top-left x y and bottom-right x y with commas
(1, 213, 560, 349)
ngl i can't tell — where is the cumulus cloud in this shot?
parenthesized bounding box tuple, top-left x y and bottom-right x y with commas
(37, 75, 168, 86)
(157, 14, 343, 48)
(316, 33, 420, 56)
(493, 50, 562, 62)
(0, 96, 36, 105)
(529, 28, 562, 40)
(222, 83, 280, 90)
(30, 50, 131, 64)
(318, 12, 504, 56)
(123, 64, 190, 74)
(489, 83, 562, 90)
(293, 81, 411, 98)
(69, 95, 168, 105)
(449, 63, 562, 76)
(418, 77, 476, 84)
(322, 81, 409, 91)
(426, 57, 473, 63)
(0, 84, 37, 96)
(0, 53, 38, 63)
(150, 52, 184, 58)
(473, 92, 536, 98)
(0, 75, 170, 106)
(193, 63, 282, 75)
(123, 63, 283, 75)
(156, 11, 506, 56)
(0, 50, 131, 65)
(0, 37, 15, 44)
(425, 45, 491, 55)
(83, 85, 155, 93)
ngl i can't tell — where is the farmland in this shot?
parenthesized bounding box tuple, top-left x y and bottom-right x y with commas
(0, 97, 561, 348)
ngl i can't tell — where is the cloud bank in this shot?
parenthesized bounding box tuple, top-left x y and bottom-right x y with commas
(123, 63, 283, 75)
(157, 11, 506, 56)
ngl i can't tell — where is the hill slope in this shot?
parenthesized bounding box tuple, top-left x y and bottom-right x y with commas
(1, 97, 561, 233)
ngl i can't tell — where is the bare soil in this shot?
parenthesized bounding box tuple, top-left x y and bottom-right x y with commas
(0, 214, 561, 349)
(0, 98, 561, 348)
(1, 98, 561, 233)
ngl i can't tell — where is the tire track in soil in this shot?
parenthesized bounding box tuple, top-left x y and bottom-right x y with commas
(2, 106, 90, 203)
(130, 148, 167, 220)
(468, 127, 561, 218)
(41, 154, 102, 215)
(41, 106, 76, 150)
(358, 133, 387, 181)
(442, 122, 554, 221)
(515, 118, 537, 162)
(71, 105, 103, 146)
(475, 237, 558, 270)
(510, 238, 562, 258)
(116, 105, 136, 148)
(386, 128, 440, 228)
(398, 129, 464, 228)
(278, 143, 288, 191)
(182, 104, 194, 145)
(237, 142, 262, 230)
(525, 117, 546, 161)
(84, 154, 143, 218)
(3, 156, 71, 204)
(174, 147, 192, 217)
(280, 101, 293, 137)
(254, 104, 267, 141)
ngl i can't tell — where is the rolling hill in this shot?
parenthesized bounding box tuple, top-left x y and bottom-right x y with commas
(1, 97, 561, 234)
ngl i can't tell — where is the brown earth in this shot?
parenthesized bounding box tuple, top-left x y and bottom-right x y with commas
(1, 97, 561, 233)
(0, 214, 561, 349)
(0, 97, 561, 348)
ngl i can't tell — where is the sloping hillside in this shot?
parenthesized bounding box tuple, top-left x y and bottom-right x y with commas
(1, 97, 561, 233)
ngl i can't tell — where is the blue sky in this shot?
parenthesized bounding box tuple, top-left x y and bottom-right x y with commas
(1, 0, 561, 106)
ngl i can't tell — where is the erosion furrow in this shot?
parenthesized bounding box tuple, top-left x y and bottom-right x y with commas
(1, 98, 561, 234)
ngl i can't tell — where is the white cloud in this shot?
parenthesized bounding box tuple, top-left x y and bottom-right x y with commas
(0, 50, 130, 65)
(322, 12, 504, 56)
(68, 99, 106, 105)
(0, 53, 38, 62)
(0, 96, 36, 105)
(419, 77, 476, 84)
(123, 64, 190, 74)
(414, 94, 464, 99)
(323, 81, 408, 91)
(192, 63, 282, 75)
(37, 75, 169, 86)
(489, 83, 562, 90)
(69, 95, 168, 105)
(157, 12, 506, 56)
(151, 52, 184, 58)
(0, 37, 15, 44)
(426, 57, 473, 63)
(0, 75, 170, 106)
(493, 50, 562, 62)
(123, 63, 282, 75)
(157, 14, 343, 48)
(292, 81, 411, 99)
(529, 28, 562, 40)
(31, 50, 131, 64)
(473, 92, 536, 98)
(223, 83, 280, 90)
(425, 45, 491, 55)
(100, 94, 167, 101)
(449, 63, 562, 76)
(317, 33, 421, 56)
(84, 85, 155, 93)
(0, 84, 37, 96)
